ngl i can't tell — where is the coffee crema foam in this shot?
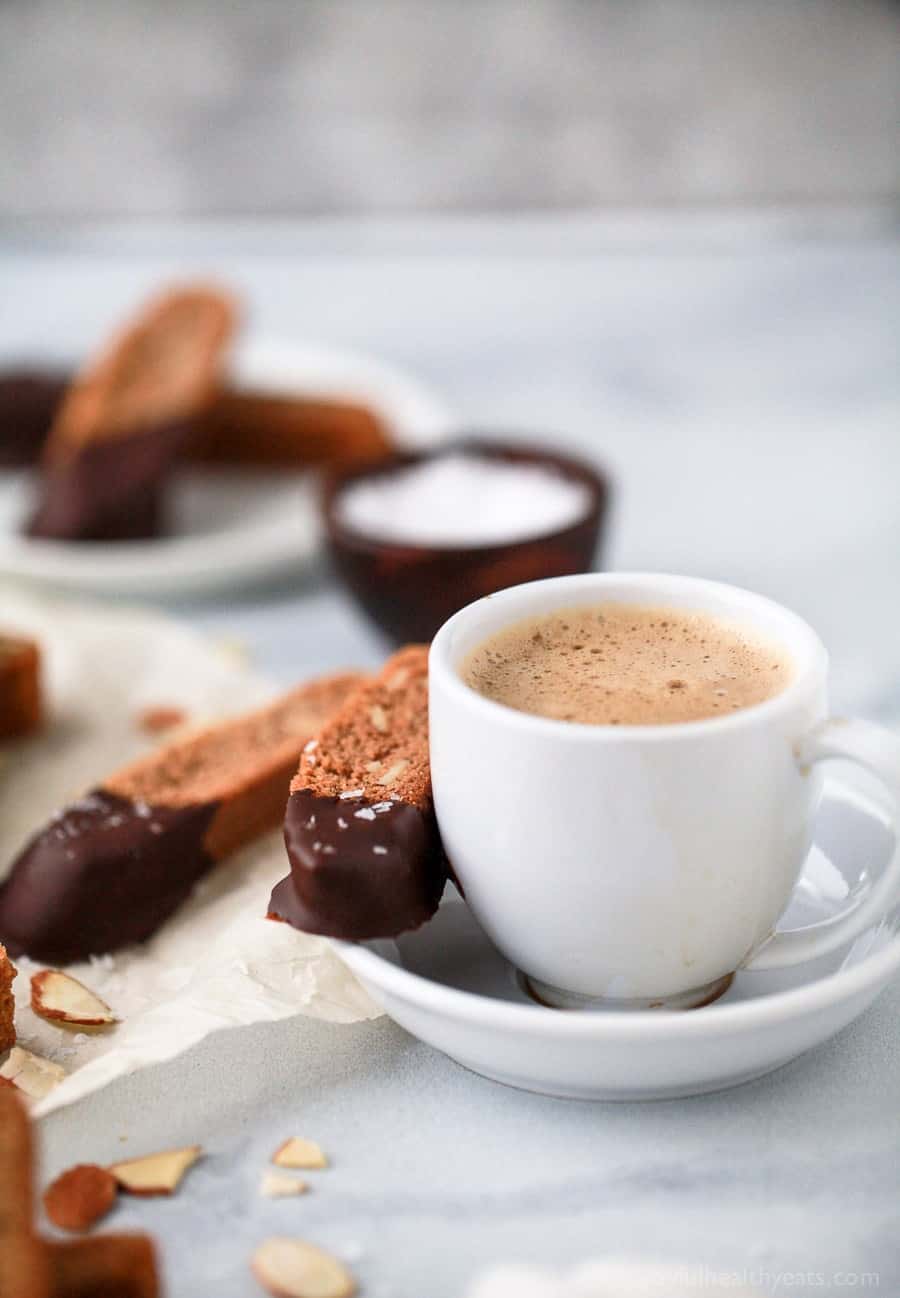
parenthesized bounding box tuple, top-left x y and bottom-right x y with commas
(461, 602, 793, 726)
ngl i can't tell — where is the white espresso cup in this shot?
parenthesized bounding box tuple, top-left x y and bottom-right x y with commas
(429, 573, 900, 1008)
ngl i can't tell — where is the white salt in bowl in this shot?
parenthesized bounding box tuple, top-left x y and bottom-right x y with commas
(322, 438, 610, 644)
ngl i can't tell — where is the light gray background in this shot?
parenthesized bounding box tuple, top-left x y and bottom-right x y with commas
(2, 212, 899, 1296)
(1, 0, 899, 217)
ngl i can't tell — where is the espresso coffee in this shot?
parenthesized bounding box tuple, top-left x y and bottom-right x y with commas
(460, 602, 792, 725)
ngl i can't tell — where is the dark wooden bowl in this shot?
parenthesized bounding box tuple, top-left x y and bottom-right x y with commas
(322, 438, 611, 645)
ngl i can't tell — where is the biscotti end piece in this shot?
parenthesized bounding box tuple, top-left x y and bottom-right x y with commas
(291, 646, 430, 806)
(272, 646, 447, 940)
(0, 673, 362, 964)
(0, 945, 15, 1054)
(0, 634, 42, 741)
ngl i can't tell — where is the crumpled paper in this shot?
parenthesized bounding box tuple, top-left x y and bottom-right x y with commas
(464, 1259, 765, 1298)
(0, 586, 379, 1118)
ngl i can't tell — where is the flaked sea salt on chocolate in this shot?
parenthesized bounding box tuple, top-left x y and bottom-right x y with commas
(334, 451, 592, 548)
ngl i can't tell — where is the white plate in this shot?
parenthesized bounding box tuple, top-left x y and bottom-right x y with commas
(0, 337, 451, 597)
(335, 781, 900, 1100)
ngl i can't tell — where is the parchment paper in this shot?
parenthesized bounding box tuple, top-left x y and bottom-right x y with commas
(0, 585, 379, 1118)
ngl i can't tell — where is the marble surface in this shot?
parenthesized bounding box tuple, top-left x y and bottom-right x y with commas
(2, 214, 900, 1295)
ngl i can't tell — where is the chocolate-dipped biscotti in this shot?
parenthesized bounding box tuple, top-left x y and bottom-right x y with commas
(270, 645, 446, 939)
(0, 634, 42, 741)
(27, 286, 236, 542)
(0, 673, 361, 964)
(0, 945, 15, 1054)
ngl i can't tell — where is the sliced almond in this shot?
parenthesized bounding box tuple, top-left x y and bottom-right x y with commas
(0, 1046, 66, 1101)
(385, 668, 409, 692)
(272, 1138, 328, 1170)
(43, 1163, 118, 1232)
(368, 705, 389, 733)
(109, 1145, 202, 1196)
(31, 970, 116, 1027)
(364, 759, 382, 772)
(137, 705, 188, 735)
(376, 759, 408, 788)
(251, 1238, 355, 1298)
(260, 1172, 309, 1199)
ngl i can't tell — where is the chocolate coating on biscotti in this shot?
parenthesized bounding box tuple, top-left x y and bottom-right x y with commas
(0, 370, 67, 467)
(27, 419, 191, 541)
(0, 674, 360, 962)
(0, 791, 217, 963)
(272, 790, 443, 938)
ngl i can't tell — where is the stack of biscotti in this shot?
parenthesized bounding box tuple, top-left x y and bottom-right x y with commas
(0, 634, 42, 740)
(0, 945, 15, 1054)
(0, 672, 361, 963)
(270, 645, 447, 939)
(27, 286, 236, 541)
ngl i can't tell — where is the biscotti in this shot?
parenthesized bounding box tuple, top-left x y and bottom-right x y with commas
(0, 672, 361, 963)
(195, 390, 393, 470)
(0, 1089, 51, 1298)
(270, 645, 446, 939)
(0, 945, 15, 1055)
(0, 634, 42, 741)
(27, 286, 236, 542)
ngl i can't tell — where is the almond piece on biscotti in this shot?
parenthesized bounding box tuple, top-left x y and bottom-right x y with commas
(109, 1146, 202, 1196)
(43, 1164, 118, 1232)
(272, 1138, 328, 1170)
(251, 1238, 356, 1298)
(136, 705, 188, 735)
(0, 1046, 66, 1102)
(31, 971, 116, 1027)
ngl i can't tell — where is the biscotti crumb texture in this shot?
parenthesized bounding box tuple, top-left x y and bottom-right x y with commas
(0, 945, 15, 1054)
(291, 646, 430, 810)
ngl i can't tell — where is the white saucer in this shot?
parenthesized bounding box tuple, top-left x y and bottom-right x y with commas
(335, 780, 900, 1100)
(0, 337, 451, 597)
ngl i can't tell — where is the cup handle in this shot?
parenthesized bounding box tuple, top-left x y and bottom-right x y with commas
(744, 717, 900, 972)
